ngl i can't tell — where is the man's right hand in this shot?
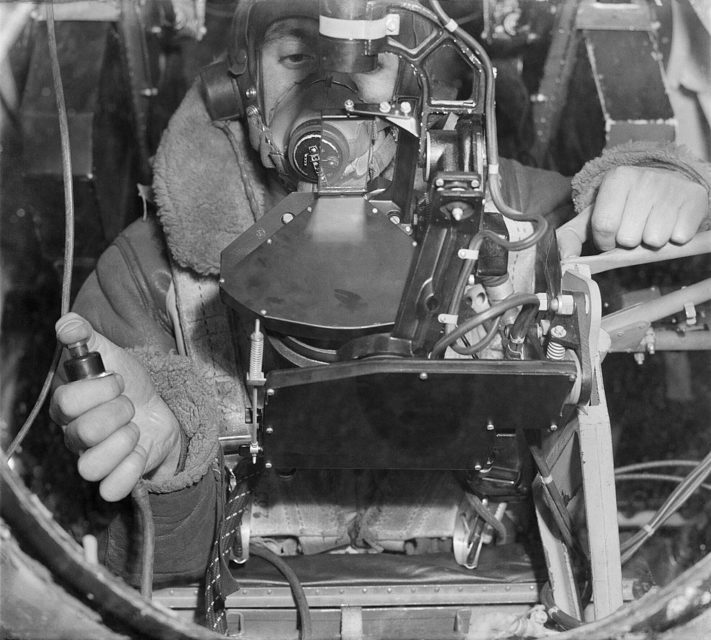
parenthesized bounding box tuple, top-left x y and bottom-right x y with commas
(50, 312, 182, 502)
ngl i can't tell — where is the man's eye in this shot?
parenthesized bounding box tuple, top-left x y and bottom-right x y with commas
(280, 52, 316, 69)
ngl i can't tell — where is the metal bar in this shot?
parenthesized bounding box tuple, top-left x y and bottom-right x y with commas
(602, 279, 711, 337)
(562, 231, 711, 275)
(156, 581, 542, 609)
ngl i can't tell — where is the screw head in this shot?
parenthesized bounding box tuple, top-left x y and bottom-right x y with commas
(550, 325, 567, 339)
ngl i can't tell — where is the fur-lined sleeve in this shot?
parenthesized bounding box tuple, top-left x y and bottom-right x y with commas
(131, 348, 220, 492)
(571, 141, 711, 226)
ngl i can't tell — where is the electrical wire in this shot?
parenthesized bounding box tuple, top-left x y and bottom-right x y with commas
(615, 460, 702, 475)
(540, 582, 583, 630)
(430, 293, 539, 358)
(428, 0, 549, 252)
(5, 1, 156, 601)
(615, 473, 711, 493)
(464, 493, 507, 542)
(6, 1, 72, 460)
(249, 544, 312, 640)
(131, 480, 155, 599)
(449, 315, 502, 356)
(620, 449, 711, 564)
(528, 443, 593, 629)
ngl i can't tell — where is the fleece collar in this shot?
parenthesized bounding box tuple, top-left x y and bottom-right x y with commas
(152, 84, 268, 276)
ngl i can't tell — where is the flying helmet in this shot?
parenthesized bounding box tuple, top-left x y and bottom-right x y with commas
(201, 0, 442, 188)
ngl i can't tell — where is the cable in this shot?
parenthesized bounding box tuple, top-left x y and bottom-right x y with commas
(430, 293, 539, 358)
(5, 345, 61, 458)
(131, 481, 155, 599)
(249, 544, 312, 640)
(464, 493, 508, 542)
(428, 0, 549, 252)
(615, 473, 711, 493)
(615, 460, 702, 475)
(6, 1, 73, 460)
(540, 582, 583, 630)
(5, 2, 156, 601)
(620, 450, 711, 564)
(449, 315, 502, 356)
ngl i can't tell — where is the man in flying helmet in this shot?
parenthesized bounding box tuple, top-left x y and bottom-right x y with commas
(50, 0, 709, 615)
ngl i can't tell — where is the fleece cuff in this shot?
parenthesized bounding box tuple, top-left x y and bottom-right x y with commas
(571, 141, 711, 220)
(129, 348, 220, 493)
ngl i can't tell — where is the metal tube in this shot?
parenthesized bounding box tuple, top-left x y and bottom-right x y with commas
(601, 278, 711, 336)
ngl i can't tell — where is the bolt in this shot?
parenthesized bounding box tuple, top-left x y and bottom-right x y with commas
(435, 178, 445, 187)
(389, 214, 401, 225)
(474, 463, 482, 471)
(265, 461, 273, 469)
(266, 388, 275, 396)
(281, 213, 294, 224)
(245, 86, 258, 100)
(470, 178, 480, 188)
(379, 101, 392, 113)
(260, 309, 267, 316)
(634, 352, 646, 365)
(344, 99, 355, 111)
(451, 206, 464, 221)
(265, 426, 274, 435)
(486, 421, 495, 431)
(550, 325, 567, 339)
(419, 372, 428, 380)
(400, 101, 412, 115)
(550, 423, 558, 432)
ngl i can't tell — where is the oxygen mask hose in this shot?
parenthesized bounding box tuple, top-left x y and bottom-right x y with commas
(63, 340, 155, 599)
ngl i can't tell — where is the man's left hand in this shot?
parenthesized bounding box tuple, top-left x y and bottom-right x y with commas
(557, 166, 708, 259)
